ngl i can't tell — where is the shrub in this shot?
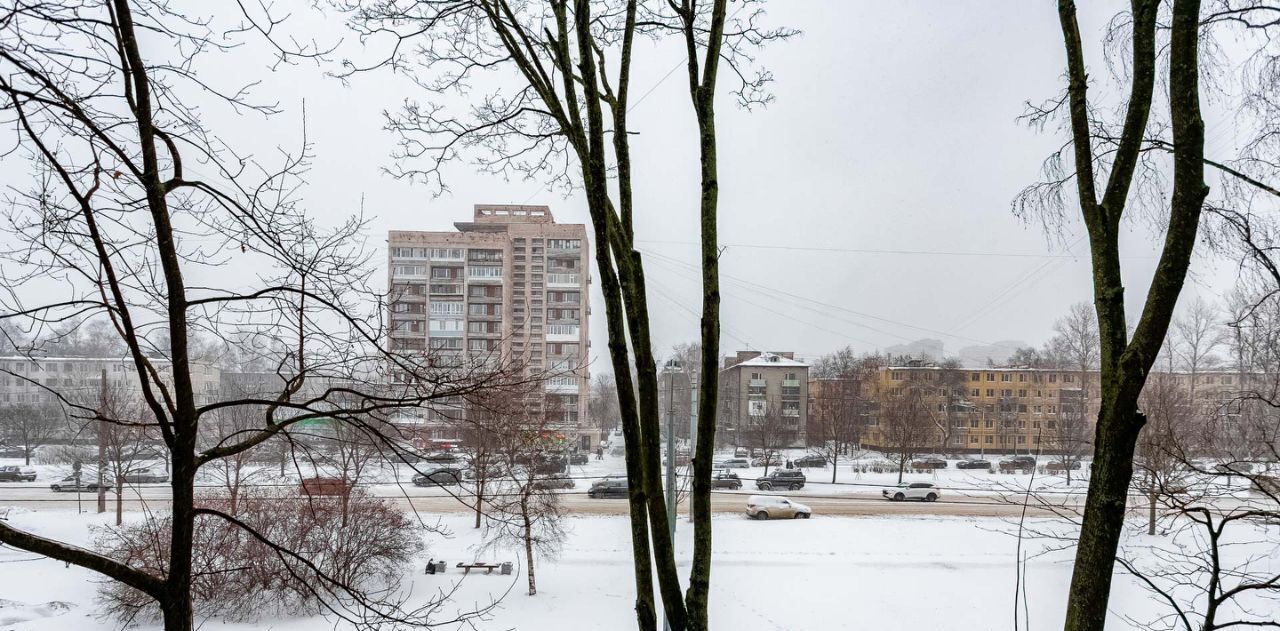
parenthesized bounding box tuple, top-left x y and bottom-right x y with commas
(95, 487, 423, 624)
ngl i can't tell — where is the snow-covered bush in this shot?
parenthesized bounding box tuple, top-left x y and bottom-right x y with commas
(94, 487, 423, 624)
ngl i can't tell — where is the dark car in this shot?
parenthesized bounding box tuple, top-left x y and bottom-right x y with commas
(0, 466, 36, 482)
(955, 459, 992, 470)
(413, 468, 462, 487)
(712, 471, 743, 490)
(794, 455, 827, 468)
(0, 446, 27, 459)
(50, 475, 113, 492)
(755, 469, 806, 491)
(122, 468, 168, 484)
(588, 478, 628, 498)
(912, 457, 948, 470)
(422, 452, 460, 464)
(531, 474, 576, 490)
(999, 456, 1038, 472)
(532, 456, 568, 475)
(568, 452, 590, 466)
(1046, 460, 1082, 472)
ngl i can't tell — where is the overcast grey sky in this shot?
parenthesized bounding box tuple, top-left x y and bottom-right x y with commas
(179, 1, 1235, 369)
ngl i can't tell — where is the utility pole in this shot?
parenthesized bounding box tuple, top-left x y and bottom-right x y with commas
(97, 368, 107, 514)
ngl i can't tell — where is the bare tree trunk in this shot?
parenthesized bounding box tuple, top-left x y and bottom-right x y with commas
(523, 495, 536, 596)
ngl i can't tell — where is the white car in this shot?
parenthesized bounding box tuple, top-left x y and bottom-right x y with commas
(713, 458, 750, 469)
(882, 482, 941, 502)
(745, 495, 811, 520)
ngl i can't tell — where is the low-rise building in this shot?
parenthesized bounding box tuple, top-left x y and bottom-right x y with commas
(717, 351, 809, 448)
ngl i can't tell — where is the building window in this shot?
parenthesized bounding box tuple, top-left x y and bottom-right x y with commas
(1001, 373, 1011, 382)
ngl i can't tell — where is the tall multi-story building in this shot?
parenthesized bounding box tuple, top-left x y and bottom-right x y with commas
(717, 351, 809, 448)
(387, 204, 595, 450)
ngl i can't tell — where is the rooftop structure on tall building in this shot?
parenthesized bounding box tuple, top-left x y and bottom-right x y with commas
(387, 205, 595, 451)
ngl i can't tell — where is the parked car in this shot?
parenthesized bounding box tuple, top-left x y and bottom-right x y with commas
(912, 457, 948, 470)
(755, 469, 806, 491)
(532, 457, 568, 475)
(300, 476, 352, 496)
(1214, 462, 1251, 475)
(0, 465, 37, 482)
(1046, 460, 1082, 472)
(793, 455, 827, 468)
(122, 468, 168, 483)
(587, 478, 629, 498)
(734, 447, 750, 458)
(50, 475, 113, 492)
(531, 474, 576, 490)
(955, 459, 992, 470)
(413, 467, 462, 487)
(998, 456, 1038, 472)
(712, 471, 743, 490)
(882, 482, 941, 502)
(0, 446, 26, 459)
(746, 495, 811, 520)
(713, 458, 750, 469)
(751, 454, 783, 467)
(422, 452, 460, 464)
(568, 452, 590, 466)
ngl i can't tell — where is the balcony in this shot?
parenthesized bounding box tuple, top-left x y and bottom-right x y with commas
(545, 376, 579, 394)
(749, 378, 766, 388)
(429, 284, 463, 296)
(467, 267, 504, 283)
(783, 378, 800, 388)
(546, 246, 582, 258)
(546, 273, 580, 287)
(546, 324, 579, 342)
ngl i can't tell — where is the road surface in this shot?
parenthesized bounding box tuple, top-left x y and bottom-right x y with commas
(0, 482, 1077, 518)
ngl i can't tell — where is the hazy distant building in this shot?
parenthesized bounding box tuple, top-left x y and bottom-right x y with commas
(717, 351, 809, 448)
(0, 356, 221, 408)
(386, 205, 595, 450)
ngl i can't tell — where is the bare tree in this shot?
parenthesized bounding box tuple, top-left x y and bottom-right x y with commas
(588, 373, 621, 439)
(336, 3, 792, 629)
(877, 383, 933, 484)
(482, 397, 569, 597)
(1016, 2, 1208, 627)
(743, 397, 796, 477)
(0, 4, 524, 629)
(808, 376, 863, 484)
(0, 403, 64, 465)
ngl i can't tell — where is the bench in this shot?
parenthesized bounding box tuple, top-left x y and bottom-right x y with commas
(456, 562, 501, 575)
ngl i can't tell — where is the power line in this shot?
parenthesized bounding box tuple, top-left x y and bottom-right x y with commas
(638, 239, 1150, 260)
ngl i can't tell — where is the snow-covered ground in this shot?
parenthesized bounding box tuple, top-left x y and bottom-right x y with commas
(0, 506, 1225, 631)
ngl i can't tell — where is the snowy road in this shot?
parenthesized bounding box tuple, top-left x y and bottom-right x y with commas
(0, 482, 1084, 517)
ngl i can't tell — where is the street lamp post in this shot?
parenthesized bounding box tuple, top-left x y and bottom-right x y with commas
(661, 359, 681, 631)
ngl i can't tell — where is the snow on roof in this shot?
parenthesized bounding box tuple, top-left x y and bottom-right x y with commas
(733, 352, 808, 368)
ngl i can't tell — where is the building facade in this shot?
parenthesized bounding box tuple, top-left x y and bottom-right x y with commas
(386, 205, 595, 451)
(0, 356, 221, 409)
(858, 362, 1251, 455)
(717, 351, 809, 448)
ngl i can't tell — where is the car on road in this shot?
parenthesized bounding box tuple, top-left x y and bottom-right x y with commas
(413, 467, 463, 487)
(912, 457, 948, 470)
(746, 495, 811, 520)
(50, 475, 113, 493)
(755, 469, 806, 491)
(713, 458, 750, 469)
(531, 474, 576, 490)
(955, 459, 992, 470)
(587, 478, 628, 498)
(751, 454, 783, 468)
(712, 471, 743, 490)
(122, 468, 168, 483)
(793, 455, 827, 468)
(998, 456, 1037, 472)
(882, 482, 941, 502)
(0, 465, 37, 482)
(568, 452, 590, 466)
